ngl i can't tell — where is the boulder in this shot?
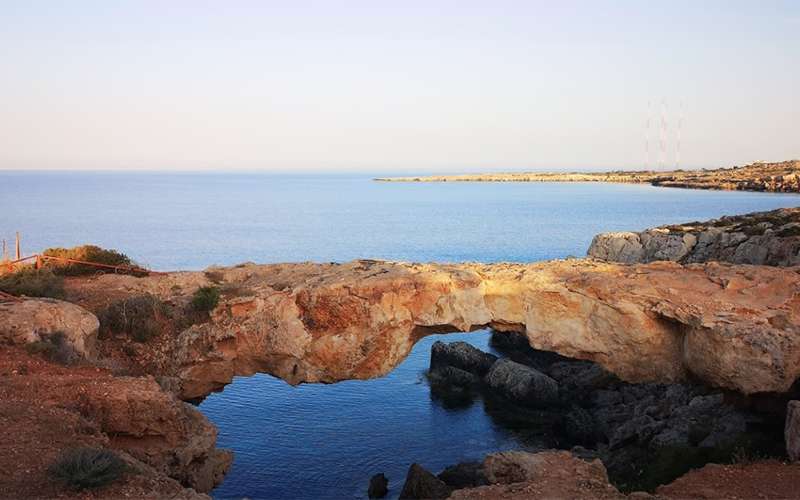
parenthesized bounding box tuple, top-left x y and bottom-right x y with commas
(0, 298, 99, 358)
(430, 341, 497, 376)
(368, 473, 389, 498)
(787, 400, 800, 462)
(399, 463, 451, 499)
(484, 358, 558, 407)
(437, 461, 488, 489)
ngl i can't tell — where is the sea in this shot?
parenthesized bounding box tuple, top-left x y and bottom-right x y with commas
(1, 171, 797, 499)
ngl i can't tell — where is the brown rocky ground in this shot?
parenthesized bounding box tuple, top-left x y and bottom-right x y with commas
(377, 160, 800, 193)
(0, 347, 229, 499)
(655, 461, 800, 499)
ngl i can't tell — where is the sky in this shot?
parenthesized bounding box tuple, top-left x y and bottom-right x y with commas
(1, 1, 798, 173)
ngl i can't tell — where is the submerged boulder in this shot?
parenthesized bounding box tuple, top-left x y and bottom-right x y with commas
(399, 463, 451, 499)
(484, 358, 558, 407)
(430, 341, 497, 376)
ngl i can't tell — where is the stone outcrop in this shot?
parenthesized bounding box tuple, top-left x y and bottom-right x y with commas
(588, 207, 800, 266)
(376, 160, 800, 194)
(448, 450, 624, 499)
(399, 463, 451, 499)
(484, 358, 558, 407)
(788, 400, 800, 462)
(0, 347, 230, 498)
(0, 298, 99, 357)
(64, 258, 800, 398)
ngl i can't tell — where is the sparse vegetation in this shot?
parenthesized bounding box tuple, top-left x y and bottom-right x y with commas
(42, 245, 135, 276)
(48, 447, 127, 490)
(24, 332, 78, 365)
(191, 286, 220, 312)
(0, 267, 64, 298)
(99, 294, 168, 342)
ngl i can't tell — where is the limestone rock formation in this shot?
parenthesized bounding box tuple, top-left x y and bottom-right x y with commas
(64, 258, 800, 399)
(0, 298, 99, 357)
(0, 346, 230, 497)
(588, 207, 800, 266)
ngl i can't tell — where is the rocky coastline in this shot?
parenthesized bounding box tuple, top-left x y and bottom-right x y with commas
(375, 160, 800, 194)
(2, 208, 800, 498)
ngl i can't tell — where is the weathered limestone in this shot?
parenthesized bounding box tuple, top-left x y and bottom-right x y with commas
(0, 298, 99, 357)
(65, 258, 800, 399)
(588, 207, 800, 266)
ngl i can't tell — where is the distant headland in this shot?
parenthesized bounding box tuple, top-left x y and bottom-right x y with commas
(375, 160, 800, 193)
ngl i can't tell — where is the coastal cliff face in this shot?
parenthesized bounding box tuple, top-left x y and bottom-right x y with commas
(376, 160, 800, 193)
(588, 207, 800, 266)
(55, 258, 800, 400)
(0, 347, 230, 498)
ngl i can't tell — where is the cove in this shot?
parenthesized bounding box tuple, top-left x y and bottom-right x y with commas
(200, 330, 542, 499)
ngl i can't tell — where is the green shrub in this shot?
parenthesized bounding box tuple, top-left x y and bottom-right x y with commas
(42, 245, 133, 276)
(24, 332, 77, 364)
(191, 286, 220, 312)
(0, 267, 64, 298)
(99, 294, 167, 342)
(48, 447, 127, 490)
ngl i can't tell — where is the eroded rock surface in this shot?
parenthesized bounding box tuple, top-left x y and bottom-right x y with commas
(0, 347, 230, 498)
(588, 207, 800, 266)
(64, 259, 800, 399)
(0, 298, 99, 357)
(788, 400, 800, 462)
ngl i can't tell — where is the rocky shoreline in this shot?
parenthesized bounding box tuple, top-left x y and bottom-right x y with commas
(375, 160, 800, 194)
(1, 208, 800, 498)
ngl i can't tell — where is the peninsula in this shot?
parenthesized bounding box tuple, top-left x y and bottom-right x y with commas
(375, 160, 800, 193)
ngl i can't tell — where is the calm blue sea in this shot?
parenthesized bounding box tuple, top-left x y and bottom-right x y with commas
(1, 171, 798, 499)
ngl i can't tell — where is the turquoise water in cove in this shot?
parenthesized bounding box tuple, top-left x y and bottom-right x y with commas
(1, 171, 798, 499)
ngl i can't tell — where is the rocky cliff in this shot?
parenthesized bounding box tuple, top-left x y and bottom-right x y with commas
(49, 258, 800, 400)
(588, 207, 800, 266)
(376, 160, 800, 193)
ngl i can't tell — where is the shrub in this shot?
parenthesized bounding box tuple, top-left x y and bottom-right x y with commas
(99, 294, 167, 342)
(24, 331, 77, 365)
(48, 447, 127, 490)
(42, 245, 133, 276)
(191, 286, 220, 312)
(0, 267, 64, 298)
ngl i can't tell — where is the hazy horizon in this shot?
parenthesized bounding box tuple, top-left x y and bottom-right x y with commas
(2, 1, 798, 172)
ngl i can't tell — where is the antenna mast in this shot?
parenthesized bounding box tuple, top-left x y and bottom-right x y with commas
(659, 99, 668, 171)
(675, 100, 683, 170)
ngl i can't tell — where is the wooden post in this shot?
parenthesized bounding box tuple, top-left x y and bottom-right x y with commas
(15, 232, 21, 261)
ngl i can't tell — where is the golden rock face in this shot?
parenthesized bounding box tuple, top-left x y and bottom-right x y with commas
(56, 258, 800, 400)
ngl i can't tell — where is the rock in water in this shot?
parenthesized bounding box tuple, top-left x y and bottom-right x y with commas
(484, 358, 558, 407)
(430, 341, 498, 376)
(399, 463, 451, 499)
(437, 461, 488, 489)
(367, 473, 389, 498)
(787, 400, 800, 462)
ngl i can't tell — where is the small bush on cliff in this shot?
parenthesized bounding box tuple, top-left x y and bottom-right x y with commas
(0, 267, 64, 298)
(49, 447, 127, 490)
(24, 331, 77, 365)
(42, 245, 135, 276)
(191, 286, 220, 312)
(99, 294, 168, 342)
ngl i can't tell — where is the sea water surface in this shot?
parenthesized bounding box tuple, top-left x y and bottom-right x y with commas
(1, 172, 798, 499)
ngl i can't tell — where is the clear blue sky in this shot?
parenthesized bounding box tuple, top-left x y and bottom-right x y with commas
(1, 1, 798, 172)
